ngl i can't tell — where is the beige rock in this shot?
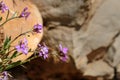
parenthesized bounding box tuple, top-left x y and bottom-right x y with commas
(0, 0, 43, 62)
(31, 0, 88, 26)
(84, 60, 113, 78)
(31, 0, 120, 78)
(73, 0, 120, 78)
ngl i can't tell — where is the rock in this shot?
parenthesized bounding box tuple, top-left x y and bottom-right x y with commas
(32, 0, 120, 78)
(31, 0, 90, 27)
(0, 0, 43, 62)
(31, 0, 97, 55)
(84, 60, 113, 78)
(73, 0, 120, 78)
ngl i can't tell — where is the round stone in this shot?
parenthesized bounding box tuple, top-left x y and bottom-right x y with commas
(0, 0, 43, 62)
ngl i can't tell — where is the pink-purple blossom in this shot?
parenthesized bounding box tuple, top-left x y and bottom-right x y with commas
(38, 43, 49, 59)
(19, 7, 30, 19)
(0, 71, 9, 80)
(33, 24, 42, 33)
(0, 1, 8, 13)
(59, 44, 68, 62)
(15, 38, 28, 55)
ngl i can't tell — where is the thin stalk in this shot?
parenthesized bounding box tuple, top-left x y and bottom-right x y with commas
(0, 16, 18, 27)
(10, 30, 32, 44)
(6, 10, 10, 21)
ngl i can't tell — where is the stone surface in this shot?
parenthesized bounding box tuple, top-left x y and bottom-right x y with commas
(73, 0, 120, 77)
(0, 0, 43, 62)
(84, 60, 113, 78)
(31, 0, 96, 55)
(31, 0, 90, 27)
(31, 0, 120, 79)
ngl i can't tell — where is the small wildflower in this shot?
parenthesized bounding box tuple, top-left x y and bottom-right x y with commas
(33, 24, 42, 33)
(15, 38, 28, 55)
(59, 44, 68, 62)
(0, 71, 9, 80)
(0, 1, 8, 13)
(19, 7, 30, 19)
(38, 43, 49, 59)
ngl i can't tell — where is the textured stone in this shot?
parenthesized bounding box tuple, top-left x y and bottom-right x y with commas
(84, 60, 113, 78)
(73, 0, 120, 77)
(32, 0, 120, 78)
(31, 0, 90, 27)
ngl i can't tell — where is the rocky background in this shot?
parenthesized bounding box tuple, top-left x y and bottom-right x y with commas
(9, 0, 120, 80)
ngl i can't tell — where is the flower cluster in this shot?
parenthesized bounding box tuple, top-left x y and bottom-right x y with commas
(33, 24, 42, 33)
(0, 71, 9, 80)
(59, 44, 68, 62)
(0, 0, 46, 75)
(15, 23, 43, 55)
(0, 1, 8, 13)
(15, 38, 28, 55)
(38, 43, 49, 59)
(19, 7, 30, 19)
(0, 1, 69, 78)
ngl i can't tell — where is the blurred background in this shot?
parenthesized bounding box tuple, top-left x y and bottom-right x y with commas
(8, 0, 120, 80)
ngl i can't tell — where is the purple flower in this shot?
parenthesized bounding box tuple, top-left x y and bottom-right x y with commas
(38, 43, 49, 59)
(0, 71, 9, 80)
(0, 1, 8, 13)
(59, 44, 68, 62)
(33, 24, 42, 33)
(19, 7, 30, 19)
(15, 38, 28, 55)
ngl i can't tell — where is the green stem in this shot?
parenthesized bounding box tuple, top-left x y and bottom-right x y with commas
(0, 16, 18, 27)
(10, 30, 32, 44)
(22, 55, 39, 64)
(6, 10, 10, 21)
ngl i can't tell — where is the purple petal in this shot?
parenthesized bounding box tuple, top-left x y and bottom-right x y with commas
(60, 56, 68, 62)
(39, 52, 43, 56)
(23, 7, 28, 11)
(15, 38, 28, 55)
(63, 47, 68, 54)
(1, 71, 9, 80)
(23, 38, 28, 45)
(0, 1, 8, 13)
(33, 24, 43, 33)
(22, 48, 28, 55)
(43, 54, 48, 59)
(15, 45, 21, 52)
(38, 43, 49, 59)
(25, 12, 31, 19)
(59, 44, 63, 51)
(19, 7, 30, 19)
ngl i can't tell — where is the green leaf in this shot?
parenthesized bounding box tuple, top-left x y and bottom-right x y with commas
(3, 36, 11, 49)
(0, 17, 2, 21)
(0, 36, 11, 54)
(0, 66, 4, 72)
(6, 10, 10, 20)
(10, 51, 18, 59)
(5, 61, 21, 70)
